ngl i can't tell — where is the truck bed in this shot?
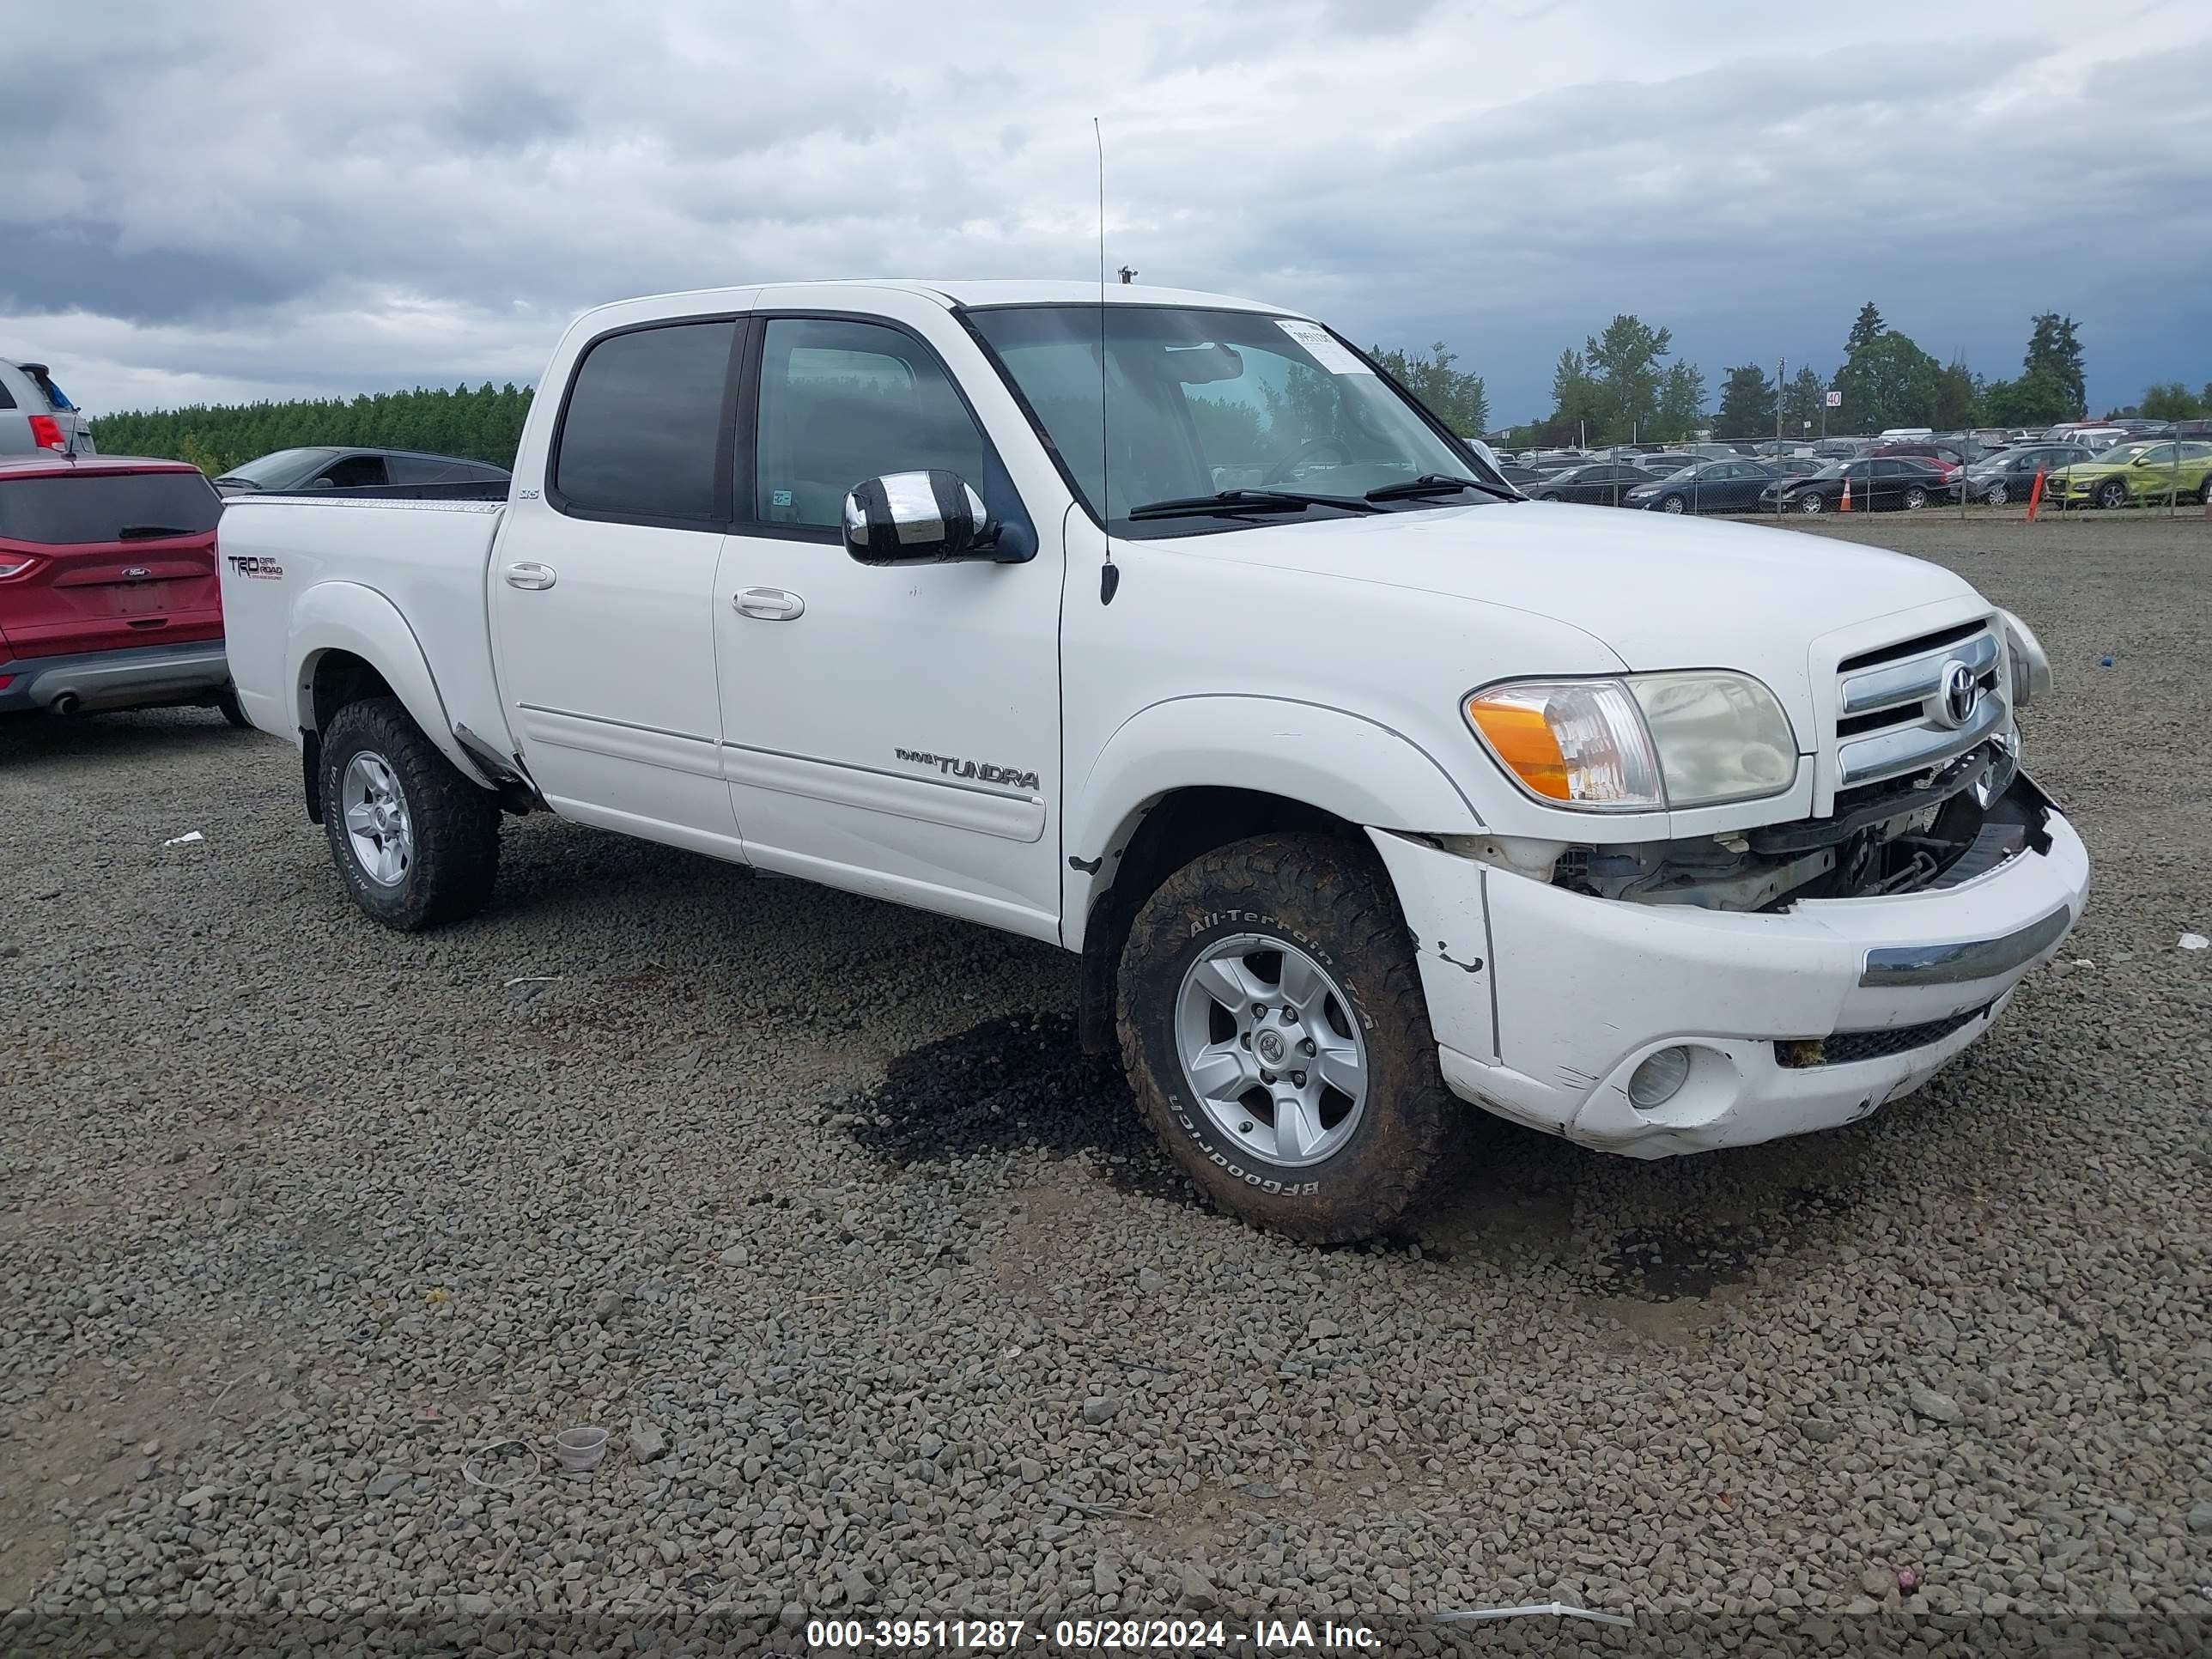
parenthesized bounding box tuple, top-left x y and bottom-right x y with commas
(216, 493, 516, 774)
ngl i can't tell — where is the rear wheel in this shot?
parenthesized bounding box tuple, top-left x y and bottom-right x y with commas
(1115, 833, 1474, 1243)
(2199, 475, 2211, 507)
(318, 696, 500, 931)
(1903, 484, 1930, 511)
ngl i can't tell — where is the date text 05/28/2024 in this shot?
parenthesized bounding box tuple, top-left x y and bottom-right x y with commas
(805, 1617, 1382, 1650)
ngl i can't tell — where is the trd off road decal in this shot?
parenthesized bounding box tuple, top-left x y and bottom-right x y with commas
(225, 555, 285, 580)
(895, 748, 1040, 793)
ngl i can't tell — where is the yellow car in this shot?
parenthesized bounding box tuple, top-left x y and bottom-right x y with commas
(2046, 439, 2212, 510)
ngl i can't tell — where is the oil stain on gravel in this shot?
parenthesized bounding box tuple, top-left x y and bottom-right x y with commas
(1601, 1187, 1845, 1298)
(843, 1012, 1197, 1202)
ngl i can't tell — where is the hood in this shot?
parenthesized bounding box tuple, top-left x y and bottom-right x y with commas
(1171, 500, 1982, 732)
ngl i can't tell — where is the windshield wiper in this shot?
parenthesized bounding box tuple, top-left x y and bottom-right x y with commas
(1125, 488, 1383, 521)
(116, 524, 198, 539)
(1364, 473, 1519, 503)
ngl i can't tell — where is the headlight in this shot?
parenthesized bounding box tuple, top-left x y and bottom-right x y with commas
(1464, 672, 1798, 811)
(1998, 608, 2051, 708)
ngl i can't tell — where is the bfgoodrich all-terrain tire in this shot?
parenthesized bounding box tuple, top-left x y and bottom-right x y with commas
(1115, 832, 1473, 1243)
(318, 696, 501, 932)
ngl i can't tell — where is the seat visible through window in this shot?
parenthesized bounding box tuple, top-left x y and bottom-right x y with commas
(757, 319, 990, 528)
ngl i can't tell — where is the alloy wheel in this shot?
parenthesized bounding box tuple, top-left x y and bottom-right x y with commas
(1174, 933, 1368, 1168)
(341, 750, 414, 887)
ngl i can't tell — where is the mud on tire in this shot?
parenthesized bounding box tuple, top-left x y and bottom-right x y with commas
(1115, 831, 1475, 1243)
(318, 696, 501, 932)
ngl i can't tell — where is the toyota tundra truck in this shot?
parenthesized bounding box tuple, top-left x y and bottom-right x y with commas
(216, 281, 2087, 1241)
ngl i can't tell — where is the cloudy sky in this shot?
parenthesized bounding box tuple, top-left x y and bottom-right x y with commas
(5, 0, 2209, 423)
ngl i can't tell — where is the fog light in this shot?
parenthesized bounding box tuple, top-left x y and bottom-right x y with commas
(1627, 1046, 1691, 1109)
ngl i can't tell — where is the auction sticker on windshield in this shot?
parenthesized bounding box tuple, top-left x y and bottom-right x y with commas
(1274, 319, 1373, 376)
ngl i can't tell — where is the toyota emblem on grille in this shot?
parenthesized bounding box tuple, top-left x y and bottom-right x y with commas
(1932, 659, 1980, 730)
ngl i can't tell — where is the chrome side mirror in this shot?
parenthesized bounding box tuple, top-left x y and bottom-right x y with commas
(842, 471, 998, 566)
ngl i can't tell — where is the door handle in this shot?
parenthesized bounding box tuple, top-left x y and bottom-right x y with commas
(734, 587, 805, 621)
(504, 562, 557, 591)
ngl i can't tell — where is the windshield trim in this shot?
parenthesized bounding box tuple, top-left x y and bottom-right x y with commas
(952, 301, 1514, 538)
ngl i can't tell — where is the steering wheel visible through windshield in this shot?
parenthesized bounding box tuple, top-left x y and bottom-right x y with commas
(964, 305, 1509, 534)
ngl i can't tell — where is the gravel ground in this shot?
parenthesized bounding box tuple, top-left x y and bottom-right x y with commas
(2, 512, 2208, 1654)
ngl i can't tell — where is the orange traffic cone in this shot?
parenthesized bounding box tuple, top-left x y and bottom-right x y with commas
(2027, 469, 2045, 523)
(1839, 477, 1851, 513)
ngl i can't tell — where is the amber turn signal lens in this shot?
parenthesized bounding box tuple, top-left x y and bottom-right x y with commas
(1463, 696, 1571, 799)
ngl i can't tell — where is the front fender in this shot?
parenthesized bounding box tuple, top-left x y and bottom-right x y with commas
(288, 581, 493, 787)
(1061, 694, 1485, 949)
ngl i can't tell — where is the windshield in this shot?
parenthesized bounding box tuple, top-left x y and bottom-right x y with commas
(217, 447, 338, 487)
(2098, 441, 2154, 461)
(965, 306, 1504, 532)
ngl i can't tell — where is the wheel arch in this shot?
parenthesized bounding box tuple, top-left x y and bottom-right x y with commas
(287, 582, 495, 810)
(1065, 696, 1485, 1054)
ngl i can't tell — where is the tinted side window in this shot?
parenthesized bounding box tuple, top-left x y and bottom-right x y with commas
(0, 375, 15, 410)
(754, 318, 989, 529)
(321, 455, 388, 489)
(555, 320, 738, 522)
(387, 455, 461, 485)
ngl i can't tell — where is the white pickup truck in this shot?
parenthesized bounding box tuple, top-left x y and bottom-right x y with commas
(219, 280, 2088, 1241)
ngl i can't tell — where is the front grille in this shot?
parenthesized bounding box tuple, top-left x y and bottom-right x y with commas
(1831, 619, 2008, 789)
(1774, 1001, 1994, 1069)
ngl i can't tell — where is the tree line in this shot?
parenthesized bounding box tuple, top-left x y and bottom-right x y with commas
(89, 383, 535, 477)
(1495, 301, 2207, 449)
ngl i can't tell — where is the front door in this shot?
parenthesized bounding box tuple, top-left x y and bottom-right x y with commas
(489, 315, 748, 860)
(711, 305, 1065, 940)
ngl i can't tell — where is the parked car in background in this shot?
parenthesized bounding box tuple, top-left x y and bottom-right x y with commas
(1528, 461, 1657, 505)
(2044, 440, 2212, 511)
(0, 455, 235, 720)
(1960, 443, 2094, 505)
(1624, 458, 1777, 514)
(1, 360, 98, 457)
(213, 447, 511, 495)
(1870, 440, 1966, 469)
(1493, 461, 1541, 489)
(1623, 450, 1705, 473)
(1758, 456, 1952, 514)
(2044, 424, 2128, 453)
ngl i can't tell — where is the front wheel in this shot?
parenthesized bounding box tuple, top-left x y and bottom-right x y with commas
(318, 696, 501, 931)
(1984, 479, 2010, 507)
(2095, 478, 2129, 510)
(1115, 833, 1474, 1243)
(2199, 475, 2211, 507)
(1661, 493, 1686, 514)
(1798, 491, 1826, 515)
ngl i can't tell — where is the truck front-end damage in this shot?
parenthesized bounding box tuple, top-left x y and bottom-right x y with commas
(1371, 608, 2087, 1157)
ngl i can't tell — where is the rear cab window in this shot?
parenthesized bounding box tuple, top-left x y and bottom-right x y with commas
(0, 470, 222, 545)
(551, 319, 740, 525)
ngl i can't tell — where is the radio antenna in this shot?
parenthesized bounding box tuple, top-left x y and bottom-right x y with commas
(1095, 117, 1119, 605)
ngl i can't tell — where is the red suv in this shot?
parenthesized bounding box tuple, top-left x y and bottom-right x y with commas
(0, 455, 236, 720)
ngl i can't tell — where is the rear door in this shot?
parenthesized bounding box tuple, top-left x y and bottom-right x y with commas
(489, 313, 750, 860)
(0, 468, 222, 658)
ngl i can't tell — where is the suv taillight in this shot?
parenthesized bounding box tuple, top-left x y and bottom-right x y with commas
(27, 415, 64, 451)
